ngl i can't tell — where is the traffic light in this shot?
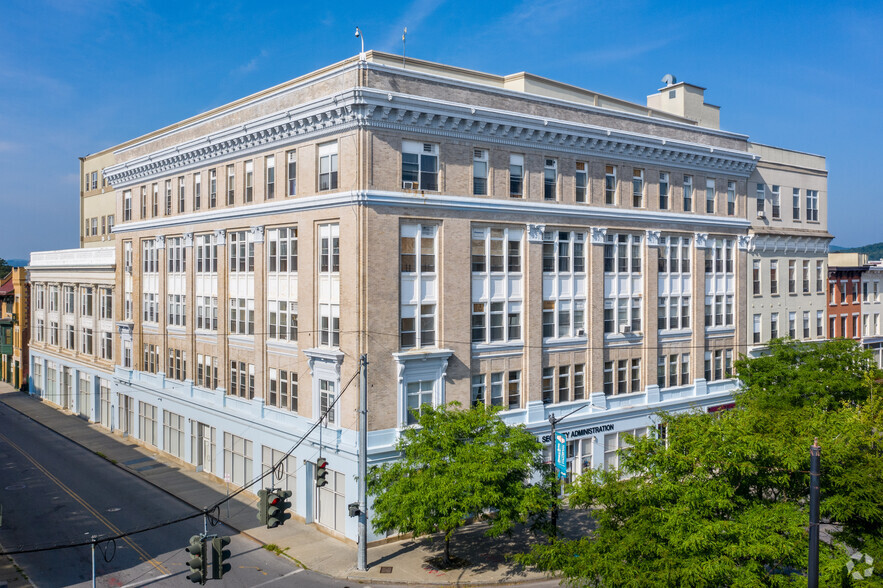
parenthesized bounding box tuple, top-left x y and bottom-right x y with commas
(316, 457, 329, 488)
(211, 536, 232, 579)
(257, 488, 269, 526)
(265, 488, 293, 528)
(348, 501, 361, 517)
(185, 534, 207, 585)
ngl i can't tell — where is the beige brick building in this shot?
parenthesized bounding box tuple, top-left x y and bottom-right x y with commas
(31, 53, 828, 543)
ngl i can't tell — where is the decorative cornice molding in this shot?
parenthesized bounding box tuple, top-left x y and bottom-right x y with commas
(645, 230, 662, 247)
(694, 232, 709, 249)
(250, 225, 264, 243)
(526, 223, 545, 243)
(104, 89, 758, 189)
(214, 229, 226, 245)
(590, 227, 608, 244)
(113, 191, 751, 235)
(749, 234, 830, 255)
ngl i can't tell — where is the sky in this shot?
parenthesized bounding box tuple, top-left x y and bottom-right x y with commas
(1, 0, 881, 260)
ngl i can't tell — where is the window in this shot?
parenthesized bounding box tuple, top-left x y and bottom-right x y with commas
(472, 227, 523, 344)
(209, 169, 217, 208)
(543, 230, 587, 338)
(683, 175, 693, 211)
(178, 176, 185, 213)
(138, 186, 146, 219)
(576, 162, 588, 202)
(165, 179, 172, 215)
(603, 234, 642, 334)
(49, 321, 58, 345)
(100, 331, 112, 360)
(167, 348, 187, 382)
(265, 155, 275, 199)
(228, 231, 255, 273)
(806, 190, 819, 221)
(163, 411, 185, 460)
(753, 314, 762, 343)
(139, 402, 157, 447)
(195, 233, 217, 274)
(267, 368, 298, 411)
(167, 294, 186, 327)
(49, 285, 58, 312)
(287, 150, 296, 196)
(788, 311, 796, 338)
(226, 164, 235, 205)
(705, 178, 715, 213)
(704, 349, 732, 382)
(166, 236, 186, 274)
(473, 149, 488, 195)
(770, 260, 778, 295)
(228, 361, 254, 398)
(244, 160, 254, 202)
(753, 260, 761, 295)
(91, 171, 98, 190)
(142, 292, 158, 323)
(80, 287, 93, 317)
(196, 354, 218, 389)
(771, 312, 779, 339)
(509, 154, 523, 198)
(802, 261, 810, 294)
(605, 165, 617, 204)
(788, 260, 796, 294)
(471, 374, 486, 406)
(727, 181, 735, 215)
(196, 296, 218, 331)
(793, 188, 800, 220)
(657, 236, 691, 331)
(194, 172, 201, 210)
(768, 184, 780, 219)
(268, 300, 297, 341)
(229, 298, 255, 335)
(659, 172, 669, 209)
(123, 190, 132, 221)
(81, 327, 93, 355)
(401, 224, 437, 349)
(63, 286, 75, 314)
(544, 159, 558, 200)
(318, 223, 340, 348)
(91, 217, 98, 236)
(107, 215, 114, 234)
(319, 142, 339, 191)
(803, 311, 811, 339)
(142, 343, 159, 374)
(817, 310, 825, 339)
(402, 141, 437, 191)
(816, 261, 824, 293)
(657, 353, 690, 388)
(319, 379, 337, 426)
(223, 433, 253, 488)
(704, 238, 735, 328)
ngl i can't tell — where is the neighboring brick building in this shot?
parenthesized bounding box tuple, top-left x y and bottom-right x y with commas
(827, 252, 868, 340)
(1, 267, 30, 390)
(31, 52, 831, 543)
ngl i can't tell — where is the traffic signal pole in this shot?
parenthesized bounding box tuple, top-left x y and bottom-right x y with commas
(808, 439, 821, 588)
(358, 353, 368, 571)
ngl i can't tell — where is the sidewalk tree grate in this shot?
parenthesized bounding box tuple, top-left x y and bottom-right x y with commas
(380, 566, 393, 574)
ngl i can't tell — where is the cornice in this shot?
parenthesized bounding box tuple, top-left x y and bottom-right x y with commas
(113, 190, 751, 234)
(748, 233, 831, 255)
(105, 89, 758, 189)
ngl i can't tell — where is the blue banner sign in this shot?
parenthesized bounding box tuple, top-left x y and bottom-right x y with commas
(554, 432, 567, 479)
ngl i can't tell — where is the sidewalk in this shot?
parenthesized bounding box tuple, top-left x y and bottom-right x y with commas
(0, 385, 576, 585)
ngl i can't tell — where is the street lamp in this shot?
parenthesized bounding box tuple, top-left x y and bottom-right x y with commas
(355, 27, 365, 61)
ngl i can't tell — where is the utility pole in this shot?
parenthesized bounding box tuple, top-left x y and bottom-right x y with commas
(357, 354, 368, 571)
(548, 413, 559, 536)
(808, 438, 821, 588)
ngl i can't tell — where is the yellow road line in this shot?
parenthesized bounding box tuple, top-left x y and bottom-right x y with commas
(0, 431, 170, 575)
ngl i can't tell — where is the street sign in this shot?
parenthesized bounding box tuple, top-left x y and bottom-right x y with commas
(554, 432, 567, 479)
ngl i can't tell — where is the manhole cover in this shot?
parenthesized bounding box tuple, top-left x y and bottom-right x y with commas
(106, 507, 121, 512)
(5, 483, 26, 490)
(380, 566, 393, 574)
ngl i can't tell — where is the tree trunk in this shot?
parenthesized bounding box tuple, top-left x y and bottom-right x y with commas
(444, 534, 451, 566)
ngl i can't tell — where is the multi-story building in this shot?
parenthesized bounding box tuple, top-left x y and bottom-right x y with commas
(827, 252, 867, 341)
(33, 52, 829, 543)
(28, 248, 116, 422)
(860, 260, 883, 366)
(745, 145, 830, 353)
(81, 151, 119, 247)
(0, 267, 29, 390)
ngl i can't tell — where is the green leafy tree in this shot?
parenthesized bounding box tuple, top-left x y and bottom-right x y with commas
(521, 339, 883, 587)
(367, 402, 556, 565)
(0, 258, 10, 278)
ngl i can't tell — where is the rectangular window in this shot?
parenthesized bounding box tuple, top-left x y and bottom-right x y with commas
(605, 165, 617, 204)
(817, 311, 825, 339)
(756, 183, 765, 215)
(770, 260, 778, 295)
(81, 327, 93, 355)
(727, 180, 735, 215)
(405, 380, 433, 425)
(287, 150, 297, 196)
(789, 311, 796, 338)
(265, 155, 275, 200)
(471, 374, 486, 407)
(228, 231, 255, 273)
(194, 172, 201, 210)
(163, 411, 185, 460)
(558, 366, 569, 403)
(803, 311, 811, 339)
(806, 190, 819, 221)
(603, 233, 642, 334)
(542, 230, 587, 338)
(167, 294, 186, 327)
(632, 168, 644, 207)
(267, 368, 298, 411)
(788, 260, 796, 294)
(816, 261, 824, 293)
(123, 190, 132, 221)
(195, 296, 218, 331)
(753, 314, 761, 344)
(244, 160, 254, 202)
(80, 286, 93, 317)
(178, 176, 185, 212)
(507, 370, 521, 409)
(509, 154, 523, 198)
(771, 185, 781, 219)
(793, 188, 800, 220)
(166, 236, 187, 274)
(473, 149, 488, 195)
(228, 298, 255, 335)
(209, 169, 217, 208)
(753, 260, 761, 295)
(63, 285, 75, 314)
(544, 159, 557, 200)
(223, 433, 253, 488)
(659, 172, 669, 210)
(195, 233, 217, 274)
(167, 348, 187, 381)
(575, 162, 588, 202)
(400, 224, 437, 349)
(705, 178, 715, 213)
(573, 364, 585, 400)
(226, 164, 235, 205)
(268, 300, 298, 341)
(802, 261, 810, 294)
(683, 175, 693, 211)
(165, 179, 172, 215)
(139, 402, 157, 447)
(771, 312, 779, 339)
(319, 142, 339, 191)
(267, 226, 297, 273)
(318, 223, 340, 348)
(543, 367, 555, 403)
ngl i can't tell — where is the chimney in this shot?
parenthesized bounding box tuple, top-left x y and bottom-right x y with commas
(647, 75, 720, 129)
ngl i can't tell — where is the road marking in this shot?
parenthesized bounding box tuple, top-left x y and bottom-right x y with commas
(250, 568, 304, 587)
(0, 431, 170, 575)
(119, 573, 172, 588)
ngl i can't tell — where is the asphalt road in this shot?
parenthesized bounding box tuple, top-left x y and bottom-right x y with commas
(0, 401, 331, 587)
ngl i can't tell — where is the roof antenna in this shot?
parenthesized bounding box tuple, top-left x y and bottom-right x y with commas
(355, 27, 365, 61)
(402, 27, 407, 69)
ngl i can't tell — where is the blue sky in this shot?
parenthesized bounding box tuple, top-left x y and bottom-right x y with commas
(1, 0, 881, 259)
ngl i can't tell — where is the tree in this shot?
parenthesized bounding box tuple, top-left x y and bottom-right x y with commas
(521, 339, 883, 587)
(0, 258, 10, 278)
(367, 402, 556, 565)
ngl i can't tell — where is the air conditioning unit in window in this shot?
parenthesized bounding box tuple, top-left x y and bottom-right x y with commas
(576, 328, 586, 337)
(403, 181, 416, 190)
(620, 325, 632, 334)
(757, 210, 766, 220)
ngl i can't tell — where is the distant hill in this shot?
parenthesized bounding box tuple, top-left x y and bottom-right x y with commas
(829, 245, 848, 252)
(835, 242, 883, 260)
(6, 259, 27, 267)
